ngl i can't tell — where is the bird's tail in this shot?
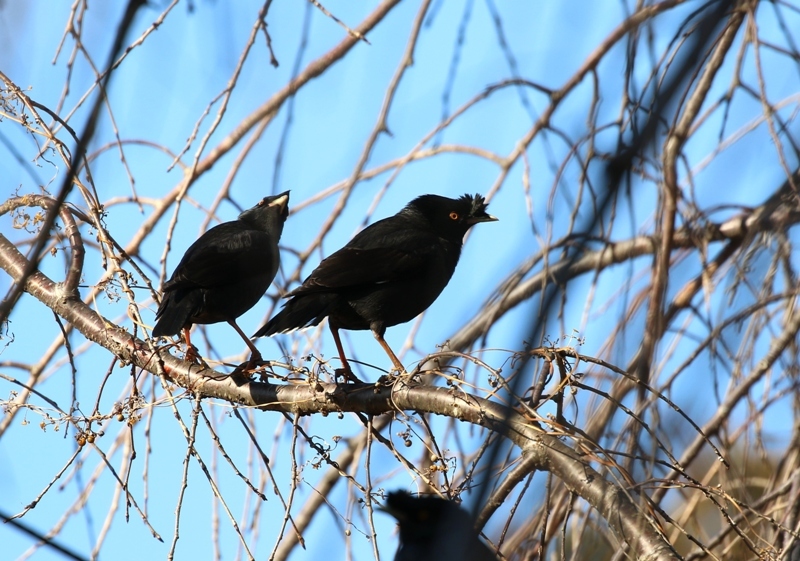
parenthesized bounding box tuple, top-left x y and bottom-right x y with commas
(253, 294, 332, 338)
(151, 291, 197, 337)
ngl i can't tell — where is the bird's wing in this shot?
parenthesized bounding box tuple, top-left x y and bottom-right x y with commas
(291, 230, 441, 295)
(164, 224, 274, 291)
(288, 213, 459, 296)
(307, 247, 422, 288)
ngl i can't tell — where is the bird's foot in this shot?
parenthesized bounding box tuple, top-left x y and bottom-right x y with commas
(183, 344, 199, 363)
(183, 345, 210, 368)
(229, 361, 257, 385)
(229, 352, 267, 385)
(373, 374, 395, 392)
(334, 367, 362, 384)
(243, 350, 265, 371)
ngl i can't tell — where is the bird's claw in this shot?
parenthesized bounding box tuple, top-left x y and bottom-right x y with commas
(244, 352, 265, 370)
(334, 367, 362, 384)
(184, 345, 211, 369)
(377, 374, 396, 386)
(228, 353, 267, 385)
(230, 361, 257, 385)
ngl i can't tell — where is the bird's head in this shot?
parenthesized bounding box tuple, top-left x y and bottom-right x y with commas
(381, 491, 455, 542)
(239, 191, 290, 234)
(406, 193, 497, 243)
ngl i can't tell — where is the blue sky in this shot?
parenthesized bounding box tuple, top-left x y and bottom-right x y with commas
(1, 1, 797, 560)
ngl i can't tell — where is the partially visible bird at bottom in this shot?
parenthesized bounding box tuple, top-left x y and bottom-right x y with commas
(253, 193, 496, 379)
(152, 191, 290, 368)
(381, 490, 499, 561)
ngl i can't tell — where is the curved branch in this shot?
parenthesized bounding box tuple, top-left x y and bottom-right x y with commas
(0, 195, 86, 296)
(0, 231, 678, 560)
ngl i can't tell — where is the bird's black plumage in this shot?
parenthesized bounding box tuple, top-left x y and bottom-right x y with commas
(152, 192, 289, 362)
(382, 491, 498, 561)
(253, 193, 496, 375)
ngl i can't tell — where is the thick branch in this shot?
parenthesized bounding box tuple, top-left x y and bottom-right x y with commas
(0, 231, 678, 560)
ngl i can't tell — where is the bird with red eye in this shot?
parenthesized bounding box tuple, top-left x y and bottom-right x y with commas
(253, 193, 497, 380)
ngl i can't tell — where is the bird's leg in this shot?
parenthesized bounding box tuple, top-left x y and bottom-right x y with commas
(182, 327, 201, 364)
(227, 319, 263, 371)
(372, 329, 405, 374)
(330, 325, 360, 383)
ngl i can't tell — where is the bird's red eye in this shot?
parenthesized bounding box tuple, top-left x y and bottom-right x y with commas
(449, 212, 459, 220)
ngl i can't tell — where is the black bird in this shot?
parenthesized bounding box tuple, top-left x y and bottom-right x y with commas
(152, 192, 290, 365)
(253, 193, 496, 376)
(381, 491, 498, 561)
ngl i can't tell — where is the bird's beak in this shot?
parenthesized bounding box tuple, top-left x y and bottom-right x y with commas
(268, 191, 290, 211)
(467, 213, 498, 224)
